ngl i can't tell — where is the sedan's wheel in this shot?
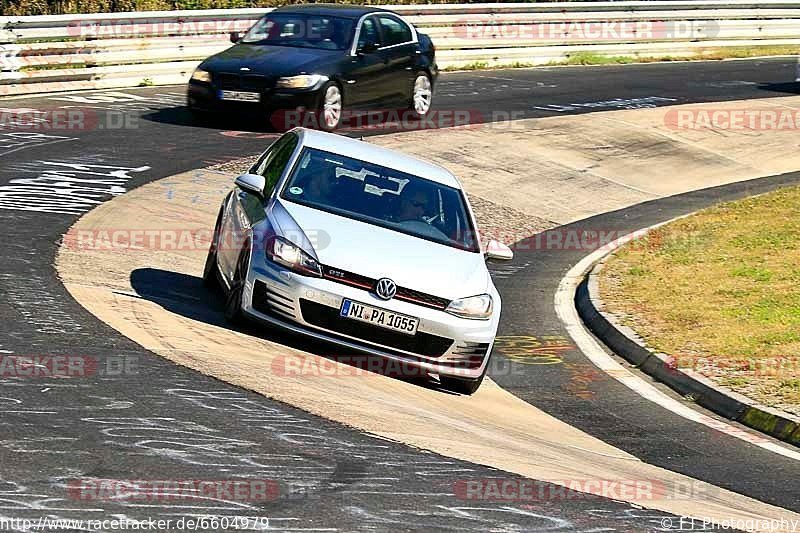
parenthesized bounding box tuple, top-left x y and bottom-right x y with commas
(224, 242, 250, 324)
(440, 368, 486, 396)
(202, 205, 224, 290)
(409, 73, 432, 118)
(318, 82, 343, 131)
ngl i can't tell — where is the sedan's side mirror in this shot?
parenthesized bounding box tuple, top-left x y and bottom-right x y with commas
(235, 173, 266, 197)
(357, 41, 379, 55)
(485, 239, 514, 261)
(230, 31, 241, 43)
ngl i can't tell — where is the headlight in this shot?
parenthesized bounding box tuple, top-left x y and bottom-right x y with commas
(191, 68, 211, 83)
(445, 294, 493, 320)
(266, 236, 322, 277)
(275, 74, 327, 89)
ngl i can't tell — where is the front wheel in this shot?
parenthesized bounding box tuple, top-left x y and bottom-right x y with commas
(317, 82, 343, 131)
(408, 73, 433, 119)
(224, 242, 250, 324)
(202, 205, 224, 290)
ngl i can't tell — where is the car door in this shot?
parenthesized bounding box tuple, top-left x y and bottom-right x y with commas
(217, 134, 297, 284)
(374, 14, 416, 104)
(344, 15, 387, 109)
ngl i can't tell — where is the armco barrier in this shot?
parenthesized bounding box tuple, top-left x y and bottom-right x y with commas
(2, 1, 800, 96)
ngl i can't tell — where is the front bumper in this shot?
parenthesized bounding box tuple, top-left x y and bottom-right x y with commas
(243, 258, 498, 380)
(187, 80, 324, 115)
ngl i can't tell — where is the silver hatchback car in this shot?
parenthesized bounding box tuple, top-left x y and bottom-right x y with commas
(203, 128, 513, 394)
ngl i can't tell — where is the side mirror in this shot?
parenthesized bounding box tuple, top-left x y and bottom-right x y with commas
(235, 173, 266, 197)
(485, 239, 513, 261)
(230, 31, 241, 43)
(357, 41, 379, 55)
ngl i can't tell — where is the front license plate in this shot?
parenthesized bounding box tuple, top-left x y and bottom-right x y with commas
(218, 90, 260, 102)
(340, 299, 419, 335)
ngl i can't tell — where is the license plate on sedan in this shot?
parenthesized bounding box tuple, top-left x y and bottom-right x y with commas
(340, 299, 419, 335)
(218, 90, 260, 102)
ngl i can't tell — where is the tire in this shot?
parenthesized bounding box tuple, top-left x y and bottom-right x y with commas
(224, 241, 250, 324)
(202, 205, 224, 290)
(440, 369, 486, 396)
(408, 72, 433, 119)
(317, 82, 343, 132)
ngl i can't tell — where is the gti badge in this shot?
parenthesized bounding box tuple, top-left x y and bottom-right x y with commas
(375, 278, 397, 300)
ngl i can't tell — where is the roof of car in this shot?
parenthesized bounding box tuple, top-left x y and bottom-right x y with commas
(294, 128, 462, 188)
(271, 3, 393, 19)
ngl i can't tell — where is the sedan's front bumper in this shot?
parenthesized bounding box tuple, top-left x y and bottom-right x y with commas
(243, 259, 498, 380)
(187, 80, 324, 117)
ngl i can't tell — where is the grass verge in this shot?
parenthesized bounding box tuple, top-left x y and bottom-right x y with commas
(600, 185, 800, 415)
(441, 45, 800, 72)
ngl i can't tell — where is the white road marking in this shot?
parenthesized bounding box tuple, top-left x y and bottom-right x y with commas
(554, 220, 800, 462)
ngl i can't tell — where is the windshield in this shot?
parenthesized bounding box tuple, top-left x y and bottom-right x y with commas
(241, 14, 354, 50)
(281, 148, 480, 252)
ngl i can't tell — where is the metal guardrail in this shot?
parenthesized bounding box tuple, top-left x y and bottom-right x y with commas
(2, 1, 800, 96)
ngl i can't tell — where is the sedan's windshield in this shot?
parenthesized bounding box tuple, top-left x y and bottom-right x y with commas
(241, 14, 354, 50)
(281, 148, 480, 252)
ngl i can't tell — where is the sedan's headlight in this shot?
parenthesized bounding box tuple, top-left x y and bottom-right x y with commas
(446, 294, 493, 320)
(191, 68, 211, 83)
(275, 74, 328, 89)
(267, 236, 322, 277)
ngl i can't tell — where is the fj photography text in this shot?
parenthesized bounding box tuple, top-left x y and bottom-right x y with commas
(659, 516, 800, 531)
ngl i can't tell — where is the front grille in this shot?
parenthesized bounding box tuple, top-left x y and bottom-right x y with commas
(252, 280, 296, 320)
(395, 286, 451, 309)
(299, 299, 453, 357)
(321, 265, 451, 310)
(214, 73, 274, 92)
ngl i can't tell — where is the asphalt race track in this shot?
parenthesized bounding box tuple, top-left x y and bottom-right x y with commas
(0, 57, 799, 531)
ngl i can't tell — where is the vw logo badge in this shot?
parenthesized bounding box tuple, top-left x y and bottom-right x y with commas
(375, 278, 397, 300)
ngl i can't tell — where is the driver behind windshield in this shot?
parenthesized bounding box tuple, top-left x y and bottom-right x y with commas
(396, 182, 434, 223)
(304, 168, 338, 204)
